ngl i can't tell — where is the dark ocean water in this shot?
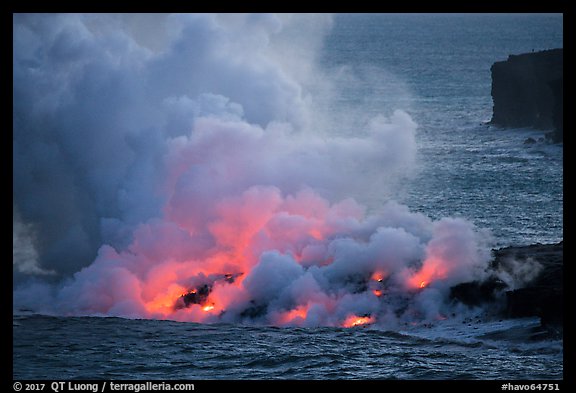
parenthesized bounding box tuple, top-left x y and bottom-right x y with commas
(13, 314, 563, 380)
(13, 13, 563, 380)
(321, 13, 563, 248)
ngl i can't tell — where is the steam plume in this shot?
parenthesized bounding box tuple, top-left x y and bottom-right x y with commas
(14, 13, 494, 328)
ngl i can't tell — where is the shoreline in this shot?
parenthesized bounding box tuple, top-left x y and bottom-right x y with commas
(451, 241, 563, 337)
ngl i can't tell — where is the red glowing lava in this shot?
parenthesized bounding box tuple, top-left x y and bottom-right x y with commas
(274, 304, 310, 326)
(342, 315, 375, 328)
(60, 161, 479, 327)
(406, 257, 449, 290)
(371, 270, 387, 282)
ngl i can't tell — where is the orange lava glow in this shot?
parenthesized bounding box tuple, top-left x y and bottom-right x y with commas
(274, 304, 310, 326)
(82, 167, 476, 327)
(371, 270, 386, 282)
(342, 315, 375, 328)
(121, 182, 372, 326)
(406, 257, 449, 290)
(145, 283, 188, 316)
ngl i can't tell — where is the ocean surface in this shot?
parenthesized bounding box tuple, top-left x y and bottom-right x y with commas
(321, 13, 563, 248)
(13, 14, 563, 380)
(13, 313, 563, 380)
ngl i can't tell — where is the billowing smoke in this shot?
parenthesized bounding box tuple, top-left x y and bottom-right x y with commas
(14, 13, 494, 328)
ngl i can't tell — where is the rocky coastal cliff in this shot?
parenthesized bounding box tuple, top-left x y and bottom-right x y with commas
(490, 48, 563, 143)
(450, 241, 563, 336)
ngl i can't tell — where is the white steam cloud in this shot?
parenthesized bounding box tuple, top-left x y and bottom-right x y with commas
(14, 13, 493, 328)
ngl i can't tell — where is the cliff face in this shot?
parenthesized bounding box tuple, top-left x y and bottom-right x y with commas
(490, 48, 563, 142)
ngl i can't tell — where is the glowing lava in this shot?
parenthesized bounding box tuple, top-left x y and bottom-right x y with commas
(371, 271, 386, 282)
(342, 315, 375, 328)
(274, 304, 310, 326)
(406, 257, 449, 290)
